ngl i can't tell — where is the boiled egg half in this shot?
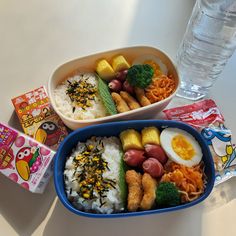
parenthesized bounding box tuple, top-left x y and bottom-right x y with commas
(132, 54, 168, 76)
(160, 128, 202, 167)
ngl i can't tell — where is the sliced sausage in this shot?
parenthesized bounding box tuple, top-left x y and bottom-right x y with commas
(142, 158, 164, 178)
(144, 144, 168, 165)
(124, 149, 146, 167)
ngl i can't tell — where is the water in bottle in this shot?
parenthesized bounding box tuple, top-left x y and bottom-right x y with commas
(176, 0, 236, 100)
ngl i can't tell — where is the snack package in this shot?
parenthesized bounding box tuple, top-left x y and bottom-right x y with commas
(163, 99, 236, 185)
(12, 86, 68, 150)
(0, 122, 55, 193)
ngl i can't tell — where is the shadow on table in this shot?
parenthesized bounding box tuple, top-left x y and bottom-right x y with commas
(0, 175, 56, 236)
(8, 111, 23, 132)
(43, 198, 202, 236)
(202, 177, 236, 212)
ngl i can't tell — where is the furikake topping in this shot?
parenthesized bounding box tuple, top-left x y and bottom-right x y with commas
(66, 76, 97, 110)
(73, 140, 116, 206)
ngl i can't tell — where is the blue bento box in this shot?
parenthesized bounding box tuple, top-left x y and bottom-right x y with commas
(53, 120, 215, 218)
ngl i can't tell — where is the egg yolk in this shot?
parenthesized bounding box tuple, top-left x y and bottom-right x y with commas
(144, 60, 162, 77)
(171, 134, 195, 160)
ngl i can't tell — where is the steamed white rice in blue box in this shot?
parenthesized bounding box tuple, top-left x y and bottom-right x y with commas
(64, 136, 126, 214)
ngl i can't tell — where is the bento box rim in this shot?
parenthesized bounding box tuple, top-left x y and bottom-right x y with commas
(54, 119, 215, 218)
(48, 45, 180, 124)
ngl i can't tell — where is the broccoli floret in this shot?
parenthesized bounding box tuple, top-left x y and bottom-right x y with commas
(156, 182, 181, 207)
(126, 64, 154, 88)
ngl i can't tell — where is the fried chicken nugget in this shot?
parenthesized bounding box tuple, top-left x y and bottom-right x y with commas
(125, 170, 143, 211)
(111, 92, 130, 113)
(140, 173, 157, 210)
(120, 91, 141, 110)
(134, 87, 151, 106)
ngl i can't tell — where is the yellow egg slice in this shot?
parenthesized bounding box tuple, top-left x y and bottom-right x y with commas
(160, 128, 202, 167)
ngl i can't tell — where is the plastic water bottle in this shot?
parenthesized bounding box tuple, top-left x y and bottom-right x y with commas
(176, 0, 236, 100)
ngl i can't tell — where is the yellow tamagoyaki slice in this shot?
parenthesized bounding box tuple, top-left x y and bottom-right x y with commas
(120, 129, 143, 151)
(96, 59, 116, 80)
(112, 55, 130, 72)
(141, 126, 160, 146)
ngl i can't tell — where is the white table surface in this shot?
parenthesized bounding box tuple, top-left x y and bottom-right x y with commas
(1, 0, 236, 235)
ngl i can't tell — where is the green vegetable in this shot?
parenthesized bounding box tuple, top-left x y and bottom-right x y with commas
(29, 148, 39, 167)
(97, 75, 117, 115)
(156, 182, 181, 207)
(119, 151, 128, 208)
(126, 64, 154, 88)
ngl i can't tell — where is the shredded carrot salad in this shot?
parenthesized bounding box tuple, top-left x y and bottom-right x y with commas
(145, 75, 175, 103)
(161, 162, 206, 202)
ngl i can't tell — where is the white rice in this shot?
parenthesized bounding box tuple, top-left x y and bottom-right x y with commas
(64, 136, 124, 214)
(54, 73, 107, 120)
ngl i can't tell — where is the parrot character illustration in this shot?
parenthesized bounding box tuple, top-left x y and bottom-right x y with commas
(15, 147, 40, 181)
(34, 121, 62, 147)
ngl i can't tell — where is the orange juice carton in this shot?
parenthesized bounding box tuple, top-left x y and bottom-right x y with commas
(0, 122, 55, 193)
(12, 86, 68, 150)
